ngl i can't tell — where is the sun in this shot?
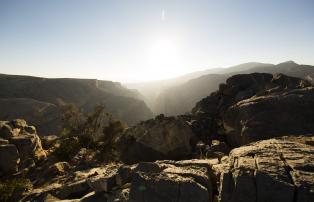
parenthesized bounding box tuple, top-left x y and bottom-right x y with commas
(146, 36, 183, 80)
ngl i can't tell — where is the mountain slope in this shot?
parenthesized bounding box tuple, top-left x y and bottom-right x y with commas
(0, 74, 153, 135)
(152, 61, 314, 115)
(125, 62, 272, 111)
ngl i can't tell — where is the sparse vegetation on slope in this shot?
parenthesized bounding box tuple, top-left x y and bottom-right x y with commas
(54, 104, 126, 162)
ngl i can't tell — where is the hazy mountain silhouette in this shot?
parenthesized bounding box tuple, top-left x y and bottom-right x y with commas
(127, 61, 314, 115)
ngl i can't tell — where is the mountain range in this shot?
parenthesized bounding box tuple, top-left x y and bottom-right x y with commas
(126, 61, 314, 115)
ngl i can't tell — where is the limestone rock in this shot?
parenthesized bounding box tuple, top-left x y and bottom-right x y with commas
(130, 171, 209, 202)
(0, 121, 15, 139)
(0, 144, 20, 175)
(129, 160, 214, 202)
(0, 119, 46, 176)
(10, 133, 46, 162)
(116, 116, 196, 164)
(217, 138, 314, 202)
(193, 73, 314, 147)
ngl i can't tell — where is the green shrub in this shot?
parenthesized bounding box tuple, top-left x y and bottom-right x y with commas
(0, 178, 32, 202)
(53, 137, 81, 161)
(55, 103, 126, 162)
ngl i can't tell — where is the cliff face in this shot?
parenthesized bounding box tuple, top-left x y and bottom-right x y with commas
(193, 73, 314, 147)
(0, 74, 153, 135)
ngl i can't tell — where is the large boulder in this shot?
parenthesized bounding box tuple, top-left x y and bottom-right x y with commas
(128, 160, 214, 202)
(0, 119, 46, 176)
(0, 144, 20, 175)
(217, 137, 314, 202)
(10, 134, 46, 162)
(0, 121, 15, 139)
(116, 115, 196, 164)
(193, 73, 314, 147)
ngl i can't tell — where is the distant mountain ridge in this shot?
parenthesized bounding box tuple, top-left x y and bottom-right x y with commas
(0, 74, 153, 135)
(126, 61, 314, 116)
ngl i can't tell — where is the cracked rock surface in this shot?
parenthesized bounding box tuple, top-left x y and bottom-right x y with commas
(218, 138, 314, 202)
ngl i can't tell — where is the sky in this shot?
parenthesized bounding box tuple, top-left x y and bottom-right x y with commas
(0, 0, 314, 82)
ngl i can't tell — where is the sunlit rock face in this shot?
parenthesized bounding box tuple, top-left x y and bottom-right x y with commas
(116, 115, 196, 164)
(0, 119, 46, 177)
(217, 138, 314, 202)
(193, 73, 314, 147)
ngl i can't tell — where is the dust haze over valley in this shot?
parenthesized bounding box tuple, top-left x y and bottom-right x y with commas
(125, 61, 314, 115)
(1, 1, 314, 202)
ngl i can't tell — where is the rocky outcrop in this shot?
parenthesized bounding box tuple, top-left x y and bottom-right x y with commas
(0, 119, 46, 176)
(26, 159, 216, 202)
(193, 73, 314, 147)
(216, 137, 314, 202)
(129, 161, 213, 202)
(19, 135, 314, 202)
(116, 115, 196, 164)
(0, 144, 20, 175)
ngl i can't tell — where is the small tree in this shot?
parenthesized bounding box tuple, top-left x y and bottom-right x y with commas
(82, 104, 108, 146)
(59, 103, 84, 137)
(54, 103, 126, 162)
(99, 118, 126, 160)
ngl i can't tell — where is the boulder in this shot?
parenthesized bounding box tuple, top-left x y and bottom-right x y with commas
(0, 119, 46, 177)
(129, 160, 214, 202)
(0, 144, 20, 175)
(0, 121, 15, 139)
(10, 134, 46, 162)
(193, 73, 314, 147)
(217, 138, 314, 202)
(130, 163, 211, 202)
(223, 86, 314, 146)
(116, 116, 196, 164)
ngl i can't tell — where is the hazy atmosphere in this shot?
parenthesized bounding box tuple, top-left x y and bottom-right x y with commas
(1, 1, 314, 201)
(1, 0, 314, 81)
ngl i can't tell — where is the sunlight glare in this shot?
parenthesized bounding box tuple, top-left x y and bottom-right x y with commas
(147, 36, 183, 80)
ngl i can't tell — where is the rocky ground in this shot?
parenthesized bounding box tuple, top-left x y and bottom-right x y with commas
(2, 127, 312, 202)
(1, 73, 314, 202)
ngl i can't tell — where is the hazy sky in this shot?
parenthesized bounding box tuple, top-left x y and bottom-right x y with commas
(1, 0, 314, 82)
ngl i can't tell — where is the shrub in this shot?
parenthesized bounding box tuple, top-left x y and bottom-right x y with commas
(53, 136, 81, 161)
(54, 103, 126, 162)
